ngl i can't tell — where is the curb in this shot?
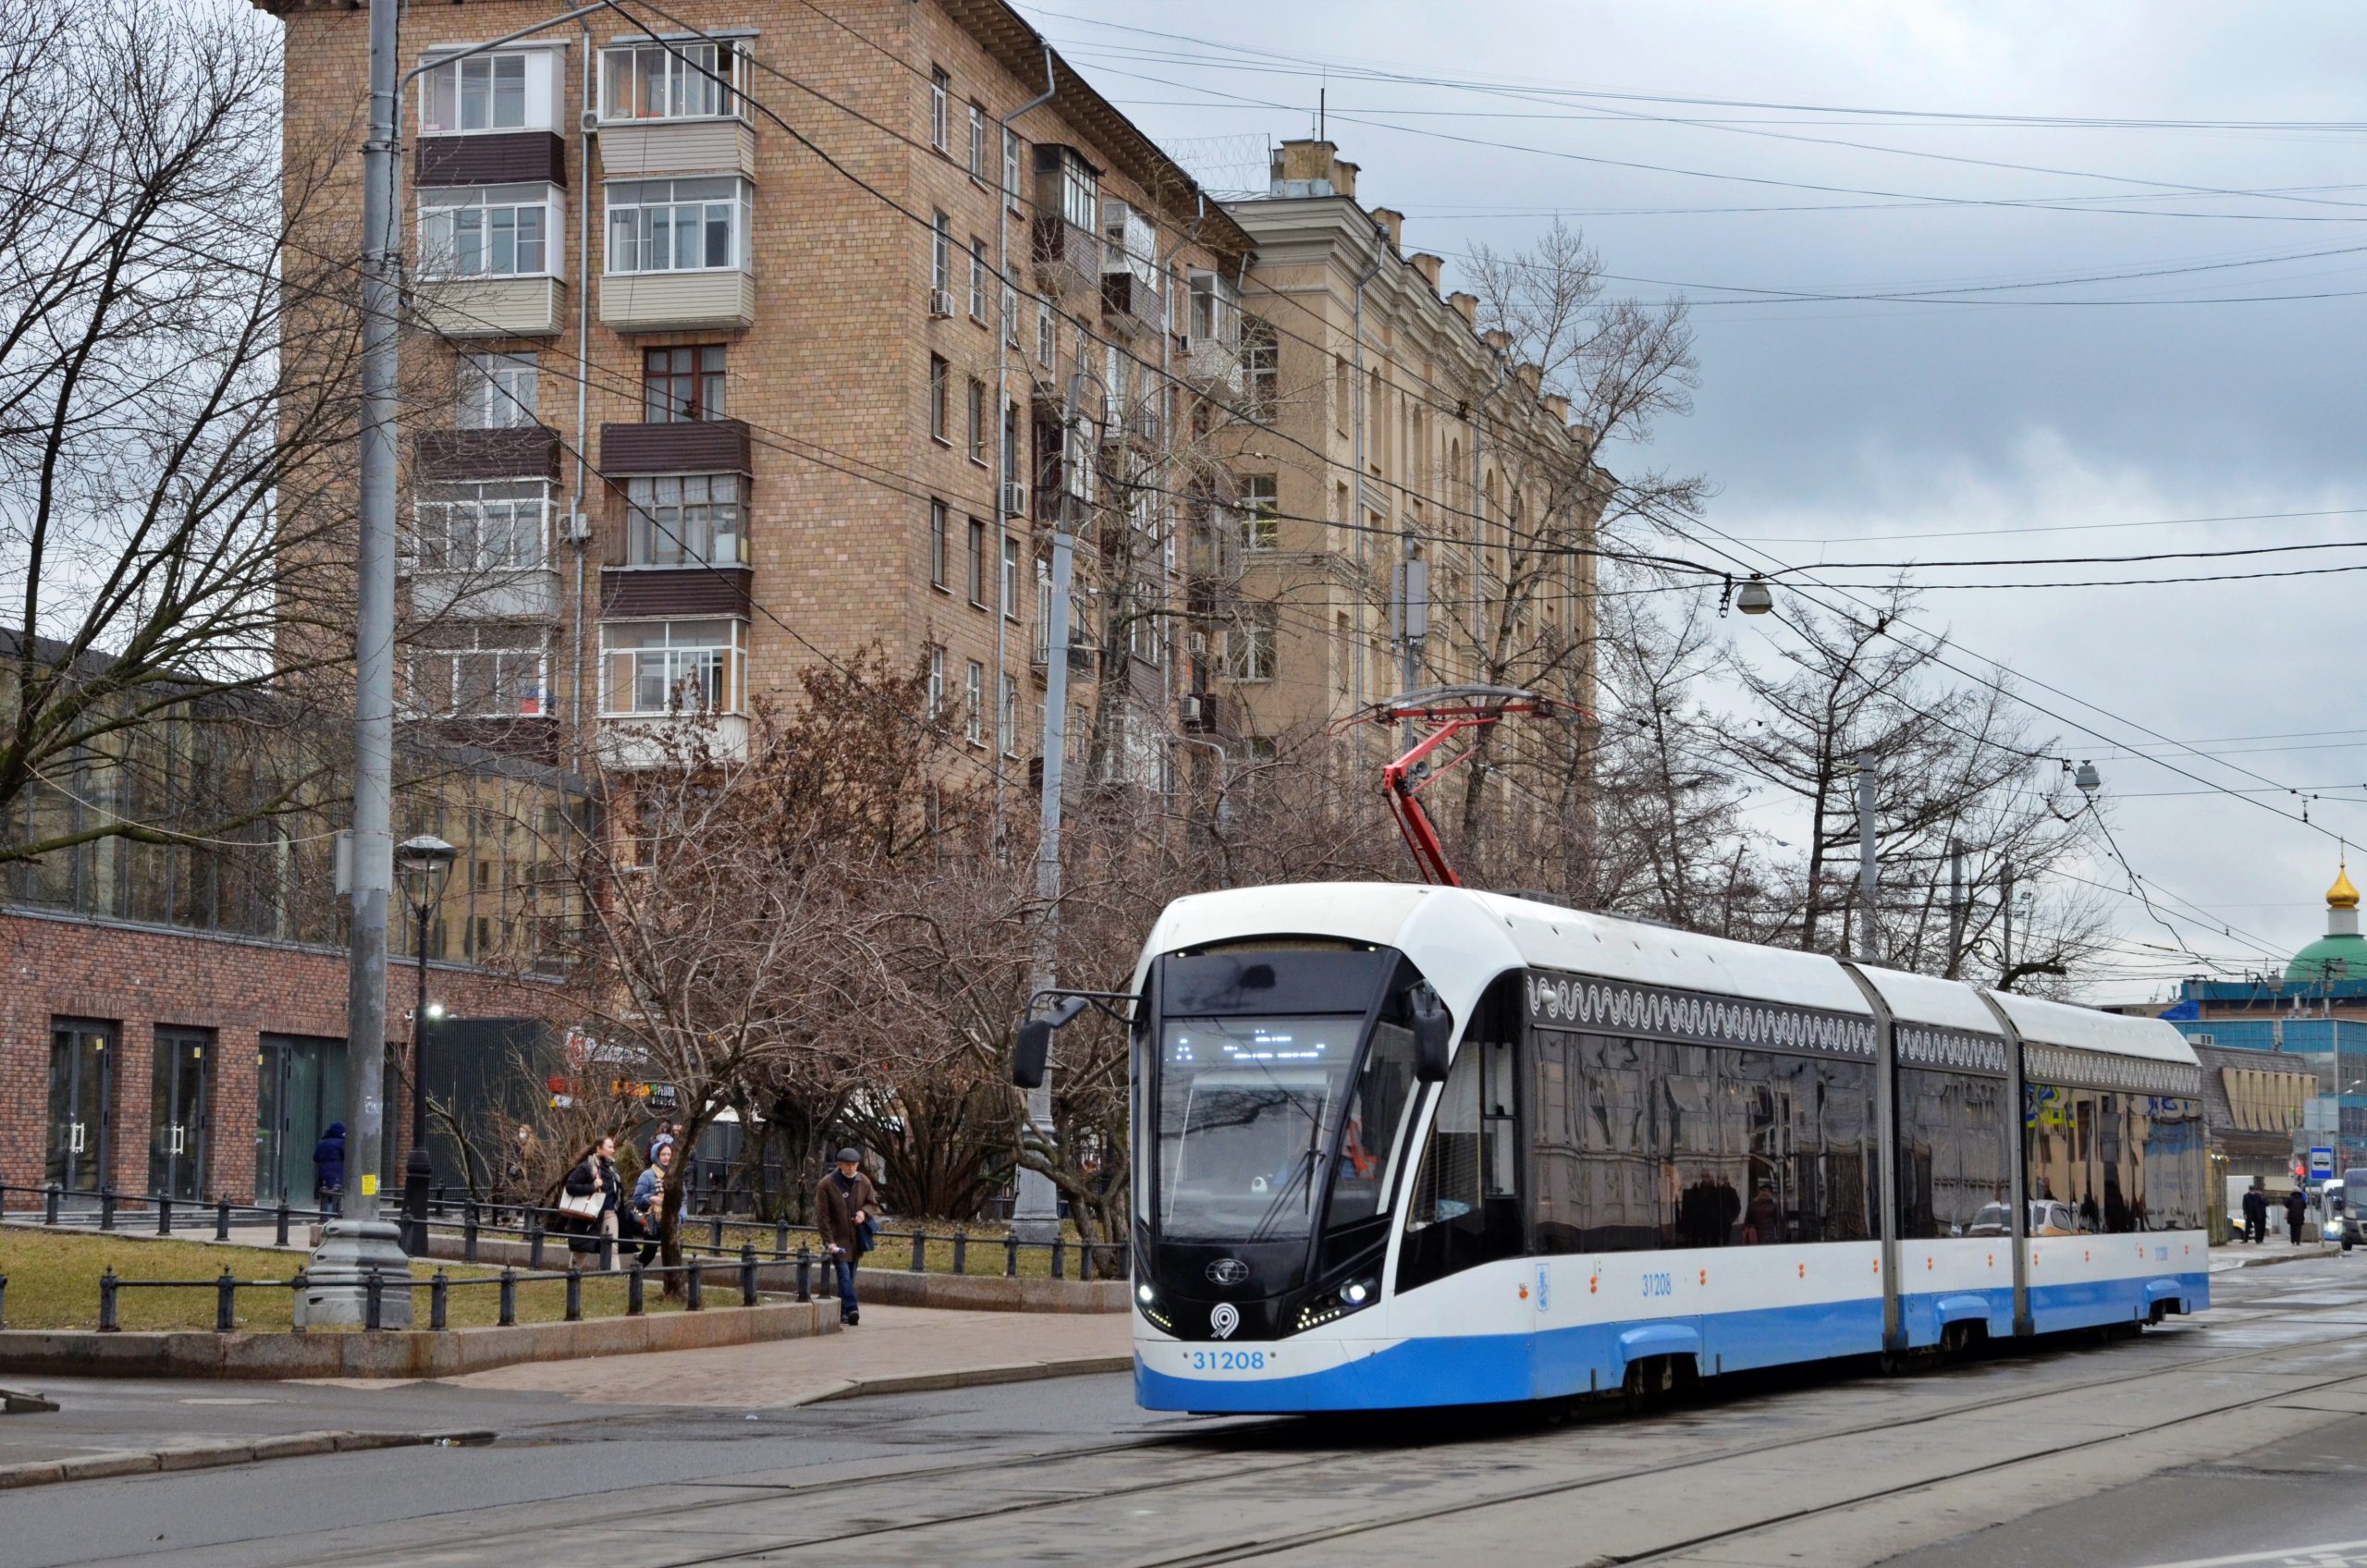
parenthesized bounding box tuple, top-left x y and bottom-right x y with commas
(0, 1427, 494, 1491)
(1, 1387, 59, 1414)
(2222, 1245, 2341, 1269)
(803, 1354, 1134, 1404)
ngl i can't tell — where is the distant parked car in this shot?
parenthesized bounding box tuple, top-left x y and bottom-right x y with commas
(1966, 1200, 2079, 1237)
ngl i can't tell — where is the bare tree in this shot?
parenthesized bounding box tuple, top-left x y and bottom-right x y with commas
(0, 0, 369, 866)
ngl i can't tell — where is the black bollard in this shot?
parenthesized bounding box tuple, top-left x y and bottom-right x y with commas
(740, 1243, 758, 1306)
(215, 1268, 238, 1333)
(794, 1244, 813, 1304)
(430, 1271, 449, 1331)
(215, 1198, 231, 1242)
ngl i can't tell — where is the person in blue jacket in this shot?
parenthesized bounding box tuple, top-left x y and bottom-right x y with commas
(313, 1121, 347, 1216)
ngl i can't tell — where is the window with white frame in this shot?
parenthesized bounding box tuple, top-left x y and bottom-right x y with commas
(1238, 474, 1279, 551)
(1130, 582, 1161, 665)
(414, 479, 549, 573)
(967, 101, 987, 178)
(601, 619, 746, 715)
(456, 352, 539, 429)
(1243, 315, 1279, 418)
(622, 473, 743, 567)
(1002, 128, 1022, 204)
(411, 631, 550, 718)
(969, 238, 987, 322)
(1036, 296, 1054, 366)
(1000, 673, 1018, 755)
(1001, 533, 1019, 619)
(1222, 604, 1277, 681)
(964, 660, 984, 744)
(420, 50, 558, 134)
(1057, 149, 1098, 230)
(928, 67, 950, 151)
(1187, 270, 1240, 349)
(931, 212, 951, 301)
(419, 184, 559, 278)
(597, 40, 742, 122)
(605, 178, 752, 274)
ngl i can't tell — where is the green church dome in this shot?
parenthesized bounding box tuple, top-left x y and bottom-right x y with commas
(2288, 931, 2367, 982)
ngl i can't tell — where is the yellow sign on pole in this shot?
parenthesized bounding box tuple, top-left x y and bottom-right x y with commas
(360, 1174, 379, 1196)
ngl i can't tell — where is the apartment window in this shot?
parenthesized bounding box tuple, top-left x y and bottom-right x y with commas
(1002, 275, 1020, 348)
(1001, 533, 1020, 619)
(1130, 582, 1161, 666)
(1186, 270, 1239, 348)
(927, 355, 950, 443)
(622, 474, 742, 566)
(1334, 355, 1351, 435)
(928, 498, 950, 589)
(598, 40, 741, 121)
(926, 645, 945, 716)
(928, 67, 950, 151)
(1056, 149, 1098, 229)
(964, 661, 984, 744)
(419, 184, 558, 278)
(967, 102, 987, 178)
(931, 211, 951, 304)
(414, 480, 549, 572)
(411, 631, 549, 718)
(1000, 674, 1018, 754)
(1036, 296, 1054, 366)
(602, 619, 746, 715)
(1243, 316, 1279, 419)
(1222, 605, 1277, 681)
(421, 51, 530, 134)
(456, 352, 538, 430)
(641, 345, 727, 423)
(969, 238, 988, 322)
(1239, 475, 1279, 551)
(966, 517, 987, 606)
(966, 376, 987, 464)
(1002, 128, 1022, 203)
(606, 178, 752, 274)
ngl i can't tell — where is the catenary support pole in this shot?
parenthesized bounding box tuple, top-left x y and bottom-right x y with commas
(302, 0, 411, 1326)
(1947, 839, 1966, 975)
(1857, 750, 1879, 963)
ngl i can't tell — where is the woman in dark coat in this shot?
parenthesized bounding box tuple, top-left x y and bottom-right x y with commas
(561, 1136, 623, 1265)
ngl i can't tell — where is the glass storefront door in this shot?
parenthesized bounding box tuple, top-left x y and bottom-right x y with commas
(148, 1028, 213, 1201)
(45, 1020, 115, 1194)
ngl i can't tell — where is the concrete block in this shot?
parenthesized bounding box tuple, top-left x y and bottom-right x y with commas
(249, 1433, 342, 1461)
(0, 1461, 67, 1488)
(158, 1443, 252, 1472)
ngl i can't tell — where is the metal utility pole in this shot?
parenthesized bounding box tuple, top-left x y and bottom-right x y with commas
(1016, 379, 1094, 1247)
(1856, 749, 1879, 963)
(300, 0, 410, 1326)
(1392, 554, 1428, 753)
(1947, 839, 1967, 975)
(2000, 858, 2017, 986)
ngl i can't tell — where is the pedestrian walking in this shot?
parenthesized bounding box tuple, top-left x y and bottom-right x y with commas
(2286, 1187, 2310, 1246)
(628, 1142, 672, 1267)
(644, 1121, 678, 1167)
(2241, 1180, 2269, 1244)
(815, 1146, 878, 1326)
(313, 1121, 346, 1218)
(560, 1136, 622, 1268)
(503, 1123, 539, 1202)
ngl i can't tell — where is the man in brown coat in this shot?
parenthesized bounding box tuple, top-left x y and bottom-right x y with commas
(816, 1146, 879, 1325)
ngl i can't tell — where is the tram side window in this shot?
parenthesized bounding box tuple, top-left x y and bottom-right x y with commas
(1897, 1070, 2010, 1240)
(1526, 1032, 1872, 1253)
(1399, 1016, 1524, 1292)
(2135, 1095, 2204, 1232)
(1323, 1020, 1420, 1231)
(2028, 1081, 2140, 1232)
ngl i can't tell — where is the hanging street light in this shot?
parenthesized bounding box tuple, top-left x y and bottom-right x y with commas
(1735, 575, 1775, 616)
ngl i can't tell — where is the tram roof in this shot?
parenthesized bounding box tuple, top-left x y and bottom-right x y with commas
(1143, 883, 2195, 1068)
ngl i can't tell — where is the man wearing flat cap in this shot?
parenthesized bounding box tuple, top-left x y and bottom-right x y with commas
(816, 1145, 879, 1325)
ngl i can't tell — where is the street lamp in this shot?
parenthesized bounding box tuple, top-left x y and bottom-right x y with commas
(2073, 759, 2102, 797)
(395, 834, 457, 1256)
(1734, 575, 1774, 616)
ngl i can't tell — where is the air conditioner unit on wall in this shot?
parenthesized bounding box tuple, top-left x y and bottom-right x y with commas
(928, 288, 955, 319)
(1002, 481, 1027, 516)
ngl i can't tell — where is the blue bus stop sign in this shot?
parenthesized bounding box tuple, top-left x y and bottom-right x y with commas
(2311, 1146, 2336, 1179)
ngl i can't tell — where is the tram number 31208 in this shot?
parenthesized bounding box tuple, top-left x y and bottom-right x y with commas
(1188, 1350, 1268, 1371)
(1641, 1272, 1674, 1298)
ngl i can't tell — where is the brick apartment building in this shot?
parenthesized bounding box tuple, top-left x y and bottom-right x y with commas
(261, 0, 1258, 788)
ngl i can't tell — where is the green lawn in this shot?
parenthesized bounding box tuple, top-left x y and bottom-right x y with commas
(0, 1228, 706, 1332)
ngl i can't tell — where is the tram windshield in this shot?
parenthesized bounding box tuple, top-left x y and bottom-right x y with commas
(1157, 1016, 1363, 1241)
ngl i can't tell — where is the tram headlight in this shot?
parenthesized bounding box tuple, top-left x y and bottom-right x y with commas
(1138, 1283, 1156, 1304)
(1343, 1281, 1369, 1305)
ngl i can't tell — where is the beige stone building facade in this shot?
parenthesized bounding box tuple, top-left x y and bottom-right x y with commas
(1209, 140, 1599, 754)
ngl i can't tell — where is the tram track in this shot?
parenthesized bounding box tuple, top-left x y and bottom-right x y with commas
(632, 1320, 2351, 1567)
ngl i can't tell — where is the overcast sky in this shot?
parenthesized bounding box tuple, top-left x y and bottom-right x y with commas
(1020, 0, 2367, 1000)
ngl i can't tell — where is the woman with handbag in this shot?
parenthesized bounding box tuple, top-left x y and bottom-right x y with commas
(558, 1136, 622, 1267)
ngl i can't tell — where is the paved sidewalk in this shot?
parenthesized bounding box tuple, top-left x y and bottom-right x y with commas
(2210, 1233, 2343, 1272)
(427, 1302, 1134, 1408)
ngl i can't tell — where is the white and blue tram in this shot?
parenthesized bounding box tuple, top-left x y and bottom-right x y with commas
(1113, 883, 2209, 1414)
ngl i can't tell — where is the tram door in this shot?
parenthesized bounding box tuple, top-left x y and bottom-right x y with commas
(148, 1028, 213, 1201)
(45, 1020, 115, 1194)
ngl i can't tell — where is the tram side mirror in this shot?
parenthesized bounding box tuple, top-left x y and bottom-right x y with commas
(1013, 995, 1091, 1089)
(1409, 983, 1453, 1084)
